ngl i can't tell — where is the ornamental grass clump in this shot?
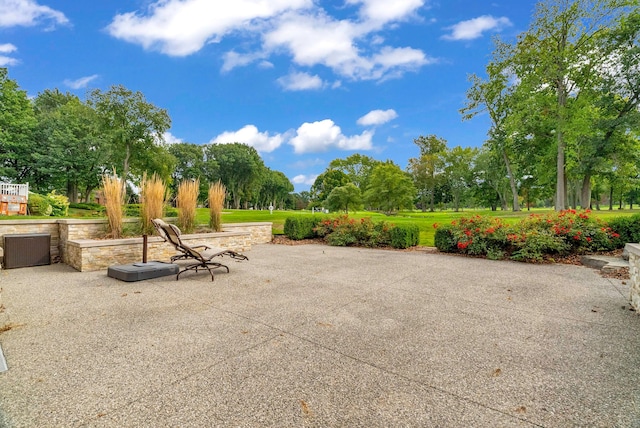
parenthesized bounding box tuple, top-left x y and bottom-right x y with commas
(140, 172, 166, 235)
(208, 180, 226, 232)
(177, 179, 199, 233)
(102, 172, 124, 238)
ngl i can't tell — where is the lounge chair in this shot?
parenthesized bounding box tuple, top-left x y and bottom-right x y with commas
(152, 218, 248, 281)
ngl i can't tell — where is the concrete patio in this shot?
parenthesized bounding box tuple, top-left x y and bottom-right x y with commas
(0, 243, 639, 427)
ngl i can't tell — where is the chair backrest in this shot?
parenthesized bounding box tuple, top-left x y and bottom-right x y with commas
(152, 218, 205, 261)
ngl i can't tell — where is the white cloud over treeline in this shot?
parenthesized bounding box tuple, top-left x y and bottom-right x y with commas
(106, 0, 434, 84)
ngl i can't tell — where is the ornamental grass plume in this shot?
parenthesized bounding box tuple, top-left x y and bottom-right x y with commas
(102, 171, 124, 239)
(177, 178, 199, 233)
(140, 172, 166, 235)
(208, 180, 226, 232)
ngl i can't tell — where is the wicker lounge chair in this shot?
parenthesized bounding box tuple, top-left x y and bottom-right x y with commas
(152, 218, 248, 281)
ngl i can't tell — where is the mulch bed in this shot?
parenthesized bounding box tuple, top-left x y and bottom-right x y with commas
(270, 236, 630, 280)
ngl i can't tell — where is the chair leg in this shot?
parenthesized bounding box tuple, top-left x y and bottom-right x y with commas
(176, 261, 229, 281)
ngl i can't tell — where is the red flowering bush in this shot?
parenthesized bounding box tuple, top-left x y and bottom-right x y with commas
(435, 210, 622, 262)
(314, 215, 392, 247)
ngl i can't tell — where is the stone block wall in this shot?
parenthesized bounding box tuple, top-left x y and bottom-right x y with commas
(627, 243, 640, 311)
(65, 231, 253, 271)
(223, 222, 273, 244)
(0, 219, 272, 271)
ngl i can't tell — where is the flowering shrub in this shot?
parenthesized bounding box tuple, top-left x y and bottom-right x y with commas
(434, 210, 623, 262)
(315, 215, 392, 247)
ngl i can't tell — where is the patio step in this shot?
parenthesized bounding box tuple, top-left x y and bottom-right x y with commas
(581, 255, 629, 272)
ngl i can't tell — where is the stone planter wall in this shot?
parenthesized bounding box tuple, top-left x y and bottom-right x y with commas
(0, 219, 272, 271)
(65, 231, 253, 271)
(626, 243, 640, 311)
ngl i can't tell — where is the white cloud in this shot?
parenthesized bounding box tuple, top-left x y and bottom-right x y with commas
(0, 0, 68, 28)
(357, 109, 398, 126)
(106, 0, 312, 56)
(0, 43, 16, 53)
(277, 71, 324, 91)
(0, 43, 17, 66)
(63, 74, 99, 89)
(289, 119, 374, 154)
(106, 0, 433, 82)
(263, 11, 434, 81)
(346, 0, 424, 24)
(210, 124, 284, 153)
(0, 55, 17, 66)
(442, 15, 512, 41)
(162, 131, 183, 145)
(221, 50, 267, 73)
(292, 174, 318, 185)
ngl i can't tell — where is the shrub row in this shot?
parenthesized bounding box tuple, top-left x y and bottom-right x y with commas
(123, 204, 178, 218)
(69, 202, 105, 212)
(606, 213, 640, 244)
(284, 215, 420, 249)
(434, 210, 624, 262)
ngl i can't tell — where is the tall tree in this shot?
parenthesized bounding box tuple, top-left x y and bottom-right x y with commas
(0, 68, 36, 183)
(574, 8, 640, 207)
(408, 135, 447, 212)
(461, 57, 521, 211)
(258, 168, 294, 209)
(328, 154, 380, 190)
(33, 90, 108, 202)
(510, 0, 635, 210)
(310, 169, 349, 205)
(169, 142, 208, 200)
(364, 162, 416, 214)
(89, 85, 171, 188)
(443, 146, 478, 212)
(324, 183, 362, 213)
(204, 143, 265, 209)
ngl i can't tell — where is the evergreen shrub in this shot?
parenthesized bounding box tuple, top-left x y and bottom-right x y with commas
(607, 213, 640, 245)
(390, 224, 420, 249)
(284, 216, 320, 240)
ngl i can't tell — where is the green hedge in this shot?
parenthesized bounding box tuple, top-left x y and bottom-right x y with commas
(389, 224, 420, 249)
(607, 213, 640, 245)
(69, 202, 104, 212)
(434, 226, 457, 252)
(284, 216, 320, 240)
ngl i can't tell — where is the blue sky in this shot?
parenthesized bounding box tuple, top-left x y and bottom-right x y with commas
(1, 0, 539, 192)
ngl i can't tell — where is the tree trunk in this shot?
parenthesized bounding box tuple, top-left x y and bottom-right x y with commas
(67, 180, 78, 204)
(429, 188, 435, 212)
(609, 186, 614, 210)
(580, 174, 591, 210)
(502, 149, 520, 211)
(121, 144, 131, 199)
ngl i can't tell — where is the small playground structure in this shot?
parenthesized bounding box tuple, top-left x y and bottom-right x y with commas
(0, 183, 28, 216)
